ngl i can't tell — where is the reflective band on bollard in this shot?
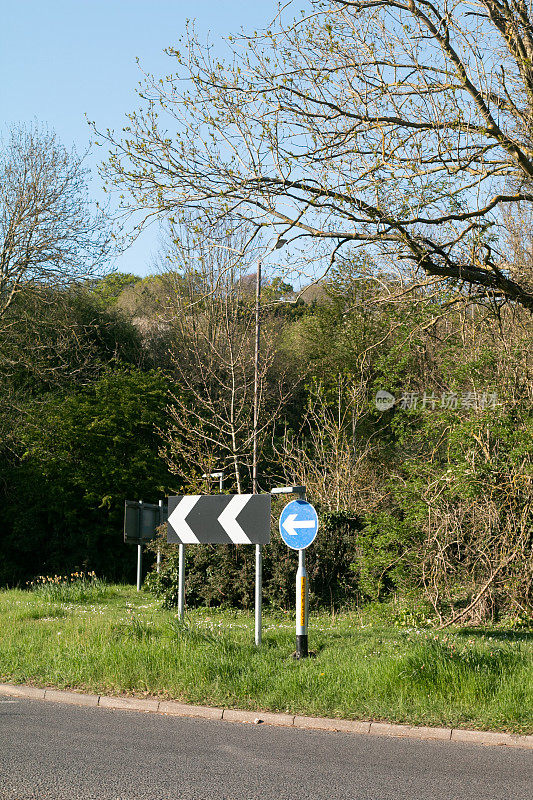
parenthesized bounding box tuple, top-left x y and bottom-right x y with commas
(299, 576, 307, 627)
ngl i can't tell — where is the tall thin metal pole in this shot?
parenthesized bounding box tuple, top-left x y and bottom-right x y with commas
(252, 241, 286, 644)
(136, 499, 143, 591)
(253, 259, 264, 646)
(252, 258, 262, 496)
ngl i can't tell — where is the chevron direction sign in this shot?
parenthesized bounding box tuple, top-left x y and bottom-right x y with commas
(167, 494, 271, 545)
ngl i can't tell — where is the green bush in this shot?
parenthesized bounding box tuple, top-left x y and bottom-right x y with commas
(352, 511, 423, 601)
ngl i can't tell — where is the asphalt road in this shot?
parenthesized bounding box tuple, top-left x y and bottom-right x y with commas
(0, 696, 531, 800)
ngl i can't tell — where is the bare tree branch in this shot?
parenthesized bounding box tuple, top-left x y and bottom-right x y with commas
(1, 124, 112, 321)
(97, 1, 533, 310)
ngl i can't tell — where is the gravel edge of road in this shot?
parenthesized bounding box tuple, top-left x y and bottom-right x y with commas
(1, 682, 531, 749)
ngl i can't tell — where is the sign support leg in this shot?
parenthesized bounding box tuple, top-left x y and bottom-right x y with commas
(255, 544, 262, 646)
(136, 544, 142, 592)
(296, 548, 308, 658)
(157, 498, 163, 573)
(178, 543, 185, 621)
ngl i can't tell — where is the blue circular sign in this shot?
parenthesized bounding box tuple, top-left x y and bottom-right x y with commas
(279, 500, 319, 550)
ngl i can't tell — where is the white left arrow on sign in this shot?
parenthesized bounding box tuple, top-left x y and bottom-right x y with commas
(168, 495, 201, 543)
(282, 514, 315, 538)
(218, 495, 252, 544)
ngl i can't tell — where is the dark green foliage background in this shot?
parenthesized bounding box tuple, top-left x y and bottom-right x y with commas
(0, 285, 177, 586)
(0, 367, 175, 585)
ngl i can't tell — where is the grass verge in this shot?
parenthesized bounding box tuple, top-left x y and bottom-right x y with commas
(0, 586, 531, 734)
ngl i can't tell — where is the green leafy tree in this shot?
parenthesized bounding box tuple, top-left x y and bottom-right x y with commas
(87, 272, 142, 306)
(0, 369, 175, 585)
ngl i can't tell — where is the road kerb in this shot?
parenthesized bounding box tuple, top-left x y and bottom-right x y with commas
(98, 695, 160, 713)
(223, 708, 295, 727)
(293, 715, 372, 734)
(451, 729, 531, 748)
(400, 726, 452, 741)
(0, 683, 46, 701)
(159, 700, 223, 720)
(370, 722, 452, 740)
(296, 717, 372, 735)
(44, 689, 99, 707)
(518, 735, 533, 748)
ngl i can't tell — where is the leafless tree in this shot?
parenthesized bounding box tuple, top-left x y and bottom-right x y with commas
(418, 436, 532, 626)
(158, 224, 293, 492)
(98, 0, 533, 311)
(502, 202, 533, 291)
(0, 124, 111, 321)
(276, 375, 383, 512)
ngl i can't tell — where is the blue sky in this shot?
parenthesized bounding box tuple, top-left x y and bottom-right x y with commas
(1, 1, 280, 277)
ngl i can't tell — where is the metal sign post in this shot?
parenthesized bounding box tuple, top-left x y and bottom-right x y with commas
(157, 499, 164, 573)
(275, 486, 318, 659)
(178, 542, 185, 621)
(255, 543, 262, 646)
(202, 470, 225, 494)
(124, 500, 168, 590)
(136, 498, 143, 592)
(136, 543, 143, 592)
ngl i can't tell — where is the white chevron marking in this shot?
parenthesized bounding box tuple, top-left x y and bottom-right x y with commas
(218, 495, 252, 544)
(168, 495, 201, 543)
